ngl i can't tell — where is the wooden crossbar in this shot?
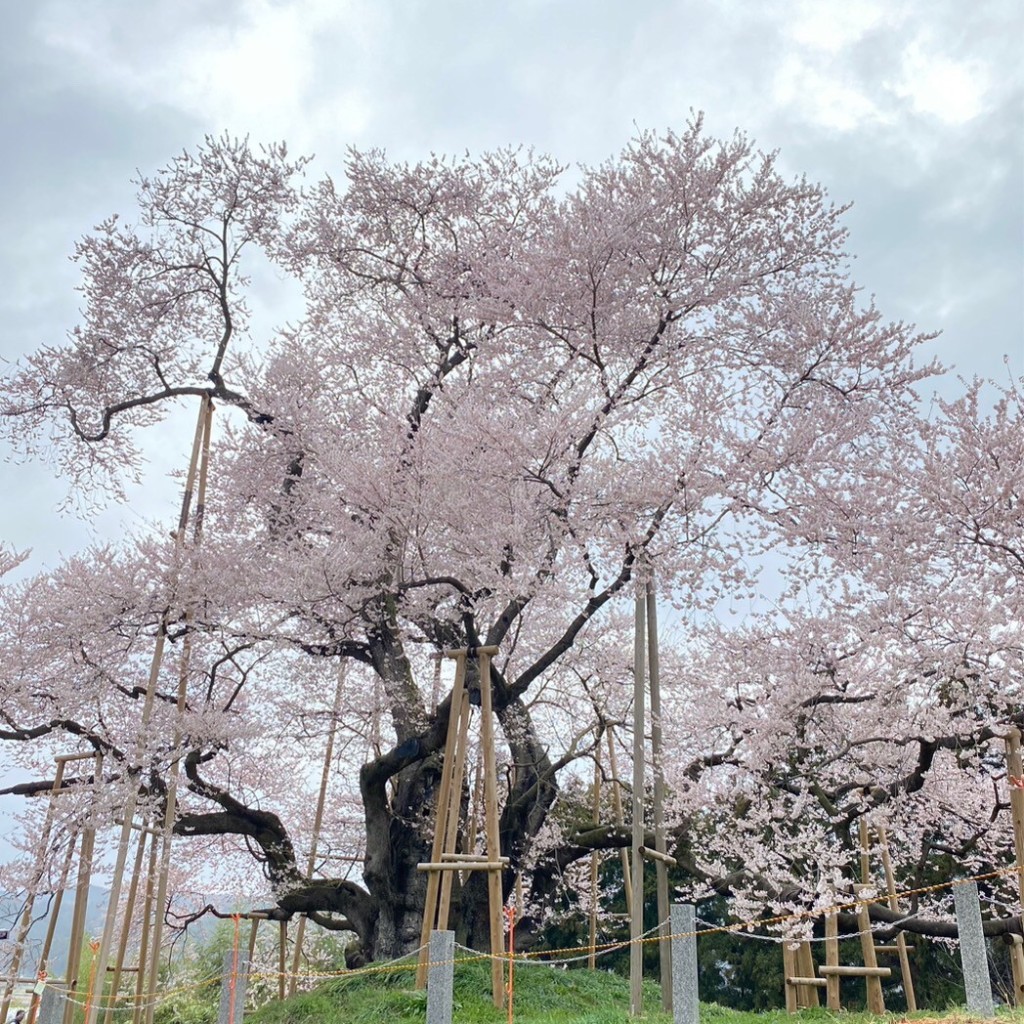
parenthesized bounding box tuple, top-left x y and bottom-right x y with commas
(417, 861, 507, 872)
(818, 965, 892, 978)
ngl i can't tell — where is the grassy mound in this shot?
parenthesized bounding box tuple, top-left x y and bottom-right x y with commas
(240, 955, 1021, 1024)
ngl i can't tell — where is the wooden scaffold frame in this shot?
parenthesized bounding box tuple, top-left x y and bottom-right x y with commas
(415, 644, 507, 1009)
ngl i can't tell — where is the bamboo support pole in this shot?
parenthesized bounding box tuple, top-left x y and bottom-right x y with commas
(416, 654, 469, 988)
(629, 586, 646, 1018)
(477, 650, 506, 1010)
(878, 825, 916, 1011)
(646, 581, 671, 1013)
(605, 728, 632, 915)
(288, 671, 345, 996)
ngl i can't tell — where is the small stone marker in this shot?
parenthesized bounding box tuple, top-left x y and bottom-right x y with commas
(218, 952, 249, 1024)
(953, 880, 994, 1016)
(427, 929, 455, 1024)
(671, 903, 699, 1024)
(36, 985, 62, 1024)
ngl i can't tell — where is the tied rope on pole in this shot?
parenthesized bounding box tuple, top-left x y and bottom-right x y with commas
(228, 913, 241, 1024)
(83, 939, 101, 1021)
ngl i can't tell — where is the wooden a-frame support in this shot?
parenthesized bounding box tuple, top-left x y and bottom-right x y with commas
(415, 645, 506, 1009)
(784, 820, 919, 1014)
(1, 751, 102, 1024)
(74, 396, 215, 1024)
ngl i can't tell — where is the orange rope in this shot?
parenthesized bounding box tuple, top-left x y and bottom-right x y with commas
(83, 939, 101, 1020)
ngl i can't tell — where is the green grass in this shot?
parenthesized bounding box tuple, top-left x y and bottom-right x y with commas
(240, 955, 1024, 1024)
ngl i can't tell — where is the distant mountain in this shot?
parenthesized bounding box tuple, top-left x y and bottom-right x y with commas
(1, 886, 108, 976)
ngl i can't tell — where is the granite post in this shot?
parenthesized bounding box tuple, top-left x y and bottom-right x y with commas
(217, 952, 249, 1024)
(34, 986, 62, 1024)
(953, 880, 994, 1016)
(670, 903, 699, 1024)
(427, 930, 455, 1024)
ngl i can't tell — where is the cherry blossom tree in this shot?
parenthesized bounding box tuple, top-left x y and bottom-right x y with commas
(5, 120, 1002, 965)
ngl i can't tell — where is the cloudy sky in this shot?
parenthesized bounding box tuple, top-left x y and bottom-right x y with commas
(0, 0, 1022, 572)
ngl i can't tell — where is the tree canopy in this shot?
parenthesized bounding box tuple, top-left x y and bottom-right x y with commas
(1, 122, 1020, 964)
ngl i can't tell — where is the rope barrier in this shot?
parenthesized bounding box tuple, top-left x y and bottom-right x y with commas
(22, 862, 1022, 1011)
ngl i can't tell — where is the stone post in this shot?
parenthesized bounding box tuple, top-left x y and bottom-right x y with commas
(217, 953, 249, 1024)
(427, 930, 455, 1024)
(953, 880, 994, 1016)
(670, 903, 699, 1024)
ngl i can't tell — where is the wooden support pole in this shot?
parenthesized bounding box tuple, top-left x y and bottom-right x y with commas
(795, 942, 819, 1007)
(646, 580, 671, 1013)
(878, 825, 916, 1011)
(818, 965, 892, 978)
(64, 803, 98, 1024)
(858, 818, 872, 885)
(605, 728, 632, 916)
(289, 671, 345, 996)
(1009, 935, 1024, 1007)
(782, 944, 798, 1013)
(417, 862, 509, 872)
(103, 826, 150, 1024)
(142, 399, 215, 1024)
(278, 921, 287, 1002)
(132, 826, 159, 1024)
(477, 650, 506, 1010)
(1, 761, 67, 1023)
(855, 885, 886, 1013)
(824, 911, 840, 1010)
(439, 853, 510, 864)
(436, 691, 472, 933)
(417, 655, 469, 988)
(247, 918, 260, 966)
(638, 846, 677, 866)
(1005, 729, 1024, 1008)
(588, 741, 601, 970)
(629, 586, 646, 1018)
(26, 834, 77, 1024)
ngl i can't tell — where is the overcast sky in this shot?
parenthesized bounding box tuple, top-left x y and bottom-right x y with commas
(1, 0, 1022, 573)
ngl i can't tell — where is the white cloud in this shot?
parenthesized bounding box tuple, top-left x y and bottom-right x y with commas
(33, 0, 380, 151)
(787, 0, 898, 53)
(892, 42, 991, 124)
